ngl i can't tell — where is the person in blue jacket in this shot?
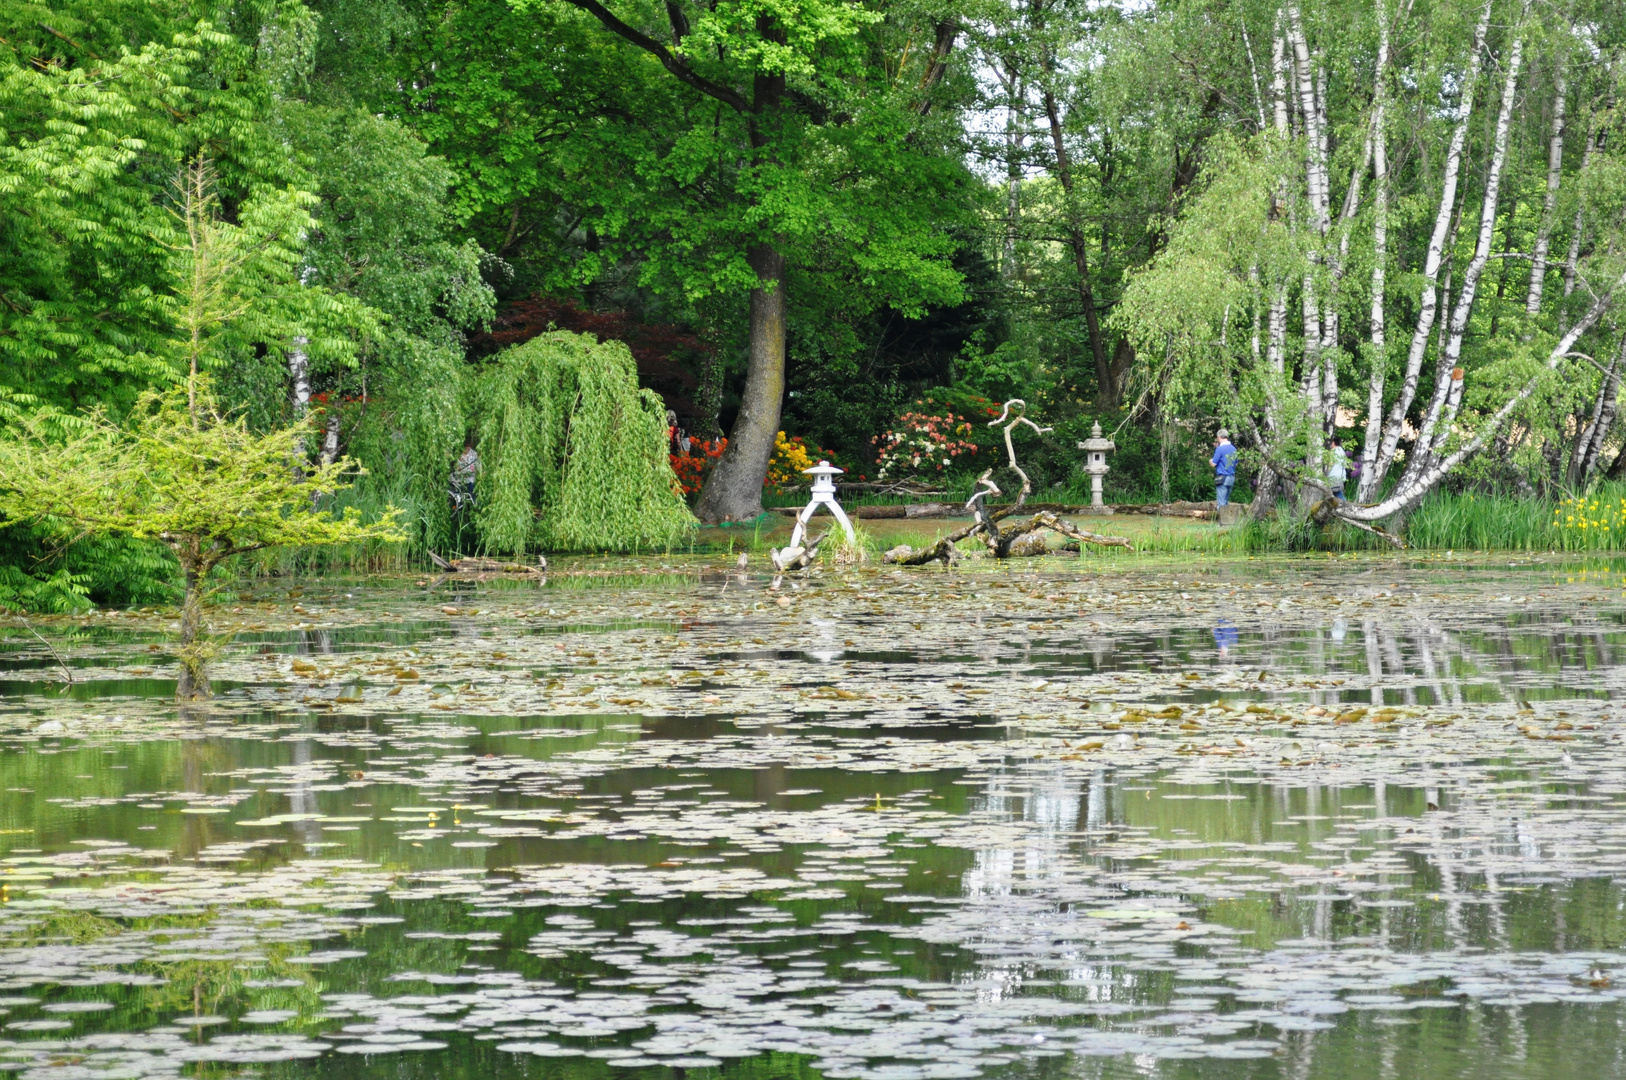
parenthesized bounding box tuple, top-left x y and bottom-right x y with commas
(1210, 430, 1238, 507)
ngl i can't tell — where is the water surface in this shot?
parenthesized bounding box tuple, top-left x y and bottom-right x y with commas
(2, 555, 1625, 1079)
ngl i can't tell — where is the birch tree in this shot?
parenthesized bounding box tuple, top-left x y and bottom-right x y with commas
(1116, 0, 1626, 534)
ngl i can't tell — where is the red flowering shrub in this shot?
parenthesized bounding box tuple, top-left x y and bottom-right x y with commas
(670, 429, 726, 497)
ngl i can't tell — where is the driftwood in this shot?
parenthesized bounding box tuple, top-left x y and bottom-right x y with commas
(446, 556, 548, 574)
(882, 400, 1134, 565)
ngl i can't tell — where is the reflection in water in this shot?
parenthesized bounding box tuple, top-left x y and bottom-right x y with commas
(2, 563, 1626, 1079)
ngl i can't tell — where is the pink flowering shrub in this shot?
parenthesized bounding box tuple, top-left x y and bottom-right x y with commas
(871, 405, 979, 480)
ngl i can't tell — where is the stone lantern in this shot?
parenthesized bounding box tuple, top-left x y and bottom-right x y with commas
(1076, 421, 1115, 508)
(785, 460, 855, 549)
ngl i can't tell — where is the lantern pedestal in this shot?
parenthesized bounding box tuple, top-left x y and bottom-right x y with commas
(1076, 421, 1116, 508)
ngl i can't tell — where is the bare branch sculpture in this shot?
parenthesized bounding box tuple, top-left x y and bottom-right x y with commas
(884, 400, 1133, 564)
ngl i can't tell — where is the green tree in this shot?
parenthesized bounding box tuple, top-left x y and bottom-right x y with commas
(1115, 0, 1626, 530)
(488, 0, 969, 521)
(273, 102, 495, 549)
(0, 382, 402, 697)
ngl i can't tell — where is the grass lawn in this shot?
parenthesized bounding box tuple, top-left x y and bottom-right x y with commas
(694, 510, 1235, 558)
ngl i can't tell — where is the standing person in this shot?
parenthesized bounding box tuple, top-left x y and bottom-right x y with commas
(1327, 437, 1349, 502)
(1210, 430, 1237, 507)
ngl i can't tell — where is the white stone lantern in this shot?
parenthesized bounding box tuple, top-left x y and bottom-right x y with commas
(1076, 421, 1115, 507)
(784, 460, 855, 550)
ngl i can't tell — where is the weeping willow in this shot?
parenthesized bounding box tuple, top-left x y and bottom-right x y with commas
(472, 331, 695, 553)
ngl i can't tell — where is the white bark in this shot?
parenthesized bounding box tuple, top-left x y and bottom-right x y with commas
(320, 411, 341, 467)
(1340, 266, 1626, 522)
(1525, 66, 1567, 321)
(1267, 285, 1288, 375)
(1317, 94, 1377, 436)
(1286, 6, 1330, 235)
(1266, 17, 1290, 381)
(1365, 0, 1493, 495)
(289, 335, 311, 418)
(1358, 0, 1392, 498)
(1572, 337, 1625, 484)
(1401, 14, 1527, 482)
(1286, 6, 1329, 439)
(1271, 17, 1289, 137)
(1241, 18, 1268, 131)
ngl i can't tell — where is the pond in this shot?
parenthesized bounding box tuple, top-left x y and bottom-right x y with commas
(2, 553, 1625, 1080)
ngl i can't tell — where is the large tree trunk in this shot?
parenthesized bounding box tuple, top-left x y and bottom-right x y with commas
(694, 244, 786, 523)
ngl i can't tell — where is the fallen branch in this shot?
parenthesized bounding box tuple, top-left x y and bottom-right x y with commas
(885, 500, 1020, 565)
(1019, 511, 1137, 554)
(885, 508, 1133, 564)
(22, 619, 73, 685)
(449, 556, 546, 574)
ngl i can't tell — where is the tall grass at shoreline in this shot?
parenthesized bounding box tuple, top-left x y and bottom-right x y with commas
(1066, 484, 1626, 556)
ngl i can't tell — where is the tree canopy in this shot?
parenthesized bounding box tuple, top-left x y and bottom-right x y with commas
(0, 0, 1624, 590)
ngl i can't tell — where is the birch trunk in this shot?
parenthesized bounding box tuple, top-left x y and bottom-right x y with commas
(1285, 6, 1330, 235)
(320, 412, 341, 467)
(1365, 0, 1492, 495)
(1286, 6, 1330, 438)
(288, 335, 312, 461)
(1358, 0, 1392, 500)
(289, 336, 310, 418)
(1525, 66, 1567, 323)
(1340, 266, 1626, 522)
(1401, 14, 1527, 486)
(1571, 338, 1625, 485)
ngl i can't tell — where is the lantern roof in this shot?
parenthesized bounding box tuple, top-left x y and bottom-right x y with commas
(1077, 421, 1115, 453)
